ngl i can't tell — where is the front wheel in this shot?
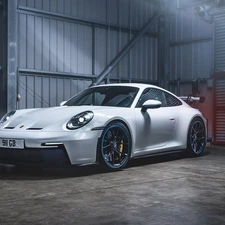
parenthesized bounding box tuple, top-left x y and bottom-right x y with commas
(187, 118, 206, 156)
(99, 122, 131, 170)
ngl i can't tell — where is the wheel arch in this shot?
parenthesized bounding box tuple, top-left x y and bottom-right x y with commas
(95, 119, 134, 164)
(105, 118, 134, 145)
(181, 115, 205, 147)
(186, 115, 207, 156)
(175, 112, 206, 150)
(186, 116, 206, 138)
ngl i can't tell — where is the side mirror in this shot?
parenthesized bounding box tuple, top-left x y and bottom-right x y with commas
(60, 101, 67, 106)
(141, 100, 162, 112)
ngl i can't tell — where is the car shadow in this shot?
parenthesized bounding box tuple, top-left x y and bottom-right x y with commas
(128, 153, 183, 168)
(128, 150, 209, 168)
(0, 164, 102, 180)
(0, 150, 209, 180)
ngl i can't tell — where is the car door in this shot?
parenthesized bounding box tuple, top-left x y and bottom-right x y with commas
(134, 88, 177, 155)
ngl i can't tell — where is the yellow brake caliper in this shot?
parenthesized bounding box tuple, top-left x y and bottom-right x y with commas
(119, 139, 123, 157)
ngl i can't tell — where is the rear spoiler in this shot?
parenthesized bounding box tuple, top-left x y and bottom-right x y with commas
(179, 96, 205, 104)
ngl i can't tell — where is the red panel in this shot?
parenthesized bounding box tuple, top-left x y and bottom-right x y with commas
(213, 72, 225, 145)
(190, 83, 213, 141)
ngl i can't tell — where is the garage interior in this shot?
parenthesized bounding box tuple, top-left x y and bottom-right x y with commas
(0, 0, 225, 224)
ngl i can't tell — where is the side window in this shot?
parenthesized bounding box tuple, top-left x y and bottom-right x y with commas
(136, 88, 167, 108)
(165, 92, 182, 107)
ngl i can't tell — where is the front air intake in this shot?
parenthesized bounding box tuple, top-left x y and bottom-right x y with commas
(26, 128, 43, 130)
(4, 127, 15, 129)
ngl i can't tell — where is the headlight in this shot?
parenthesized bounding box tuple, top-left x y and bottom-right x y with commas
(0, 111, 16, 124)
(67, 111, 94, 130)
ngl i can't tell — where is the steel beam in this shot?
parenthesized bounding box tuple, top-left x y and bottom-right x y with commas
(169, 79, 209, 85)
(92, 25, 96, 75)
(162, 6, 170, 91)
(7, 0, 17, 112)
(158, 1, 170, 90)
(170, 36, 213, 46)
(91, 9, 161, 86)
(0, 0, 7, 117)
(18, 68, 98, 80)
(177, 0, 212, 9)
(18, 68, 158, 85)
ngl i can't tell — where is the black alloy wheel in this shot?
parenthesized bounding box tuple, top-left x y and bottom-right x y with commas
(187, 118, 206, 156)
(100, 122, 131, 170)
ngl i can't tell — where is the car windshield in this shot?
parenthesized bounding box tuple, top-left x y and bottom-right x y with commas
(65, 86, 139, 107)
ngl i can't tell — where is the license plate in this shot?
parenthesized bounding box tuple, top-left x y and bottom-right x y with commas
(0, 139, 24, 149)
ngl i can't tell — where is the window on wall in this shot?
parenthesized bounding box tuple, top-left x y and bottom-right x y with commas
(136, 88, 182, 108)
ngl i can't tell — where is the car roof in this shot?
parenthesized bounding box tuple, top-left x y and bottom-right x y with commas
(91, 83, 159, 89)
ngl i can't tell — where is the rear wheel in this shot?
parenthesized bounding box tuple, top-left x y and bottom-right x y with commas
(187, 118, 206, 156)
(99, 122, 131, 170)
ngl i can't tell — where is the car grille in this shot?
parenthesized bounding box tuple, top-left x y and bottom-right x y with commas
(26, 128, 43, 130)
(0, 146, 71, 166)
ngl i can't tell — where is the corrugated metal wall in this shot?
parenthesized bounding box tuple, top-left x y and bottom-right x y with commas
(17, 0, 158, 109)
(18, 15, 93, 74)
(18, 73, 92, 109)
(214, 14, 225, 72)
(169, 7, 214, 138)
(169, 8, 213, 82)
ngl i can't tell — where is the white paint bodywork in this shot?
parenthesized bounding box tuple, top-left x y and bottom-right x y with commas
(0, 83, 206, 165)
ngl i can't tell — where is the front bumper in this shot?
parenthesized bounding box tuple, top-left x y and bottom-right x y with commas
(0, 145, 71, 167)
(0, 129, 102, 166)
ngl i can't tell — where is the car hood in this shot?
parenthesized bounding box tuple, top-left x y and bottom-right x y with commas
(3, 106, 114, 130)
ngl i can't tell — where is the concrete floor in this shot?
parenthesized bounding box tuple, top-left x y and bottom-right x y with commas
(0, 145, 225, 225)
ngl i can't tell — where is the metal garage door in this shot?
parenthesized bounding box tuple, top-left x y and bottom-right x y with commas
(213, 12, 225, 144)
(214, 14, 225, 72)
(214, 73, 225, 144)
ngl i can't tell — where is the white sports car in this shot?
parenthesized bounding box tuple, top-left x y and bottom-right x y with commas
(0, 83, 206, 170)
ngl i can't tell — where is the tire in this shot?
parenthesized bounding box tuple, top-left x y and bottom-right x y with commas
(187, 118, 206, 157)
(99, 122, 131, 170)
